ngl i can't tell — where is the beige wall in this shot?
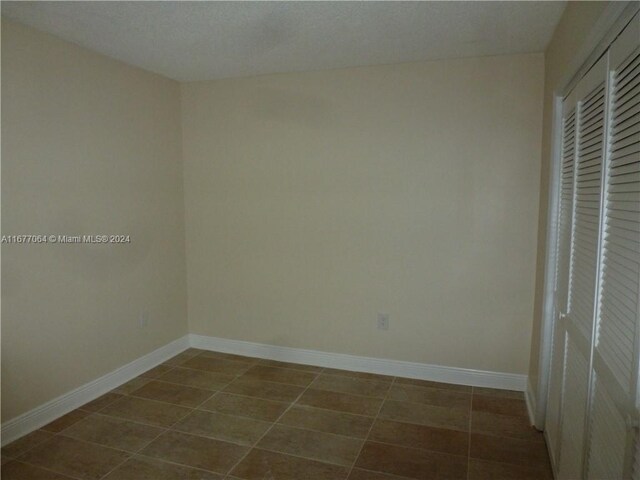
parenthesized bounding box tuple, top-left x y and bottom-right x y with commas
(528, 2, 611, 397)
(2, 17, 552, 424)
(181, 54, 544, 375)
(1, 21, 188, 421)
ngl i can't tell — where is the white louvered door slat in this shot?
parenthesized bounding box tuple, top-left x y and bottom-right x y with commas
(569, 75, 606, 342)
(558, 336, 591, 478)
(587, 376, 627, 479)
(556, 53, 608, 480)
(546, 107, 577, 459)
(586, 12, 640, 480)
(634, 437, 640, 480)
(548, 12, 640, 479)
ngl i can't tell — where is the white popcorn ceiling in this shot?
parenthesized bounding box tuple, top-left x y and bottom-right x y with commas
(1, 1, 566, 82)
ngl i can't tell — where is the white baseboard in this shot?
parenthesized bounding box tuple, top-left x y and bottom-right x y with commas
(1, 335, 190, 446)
(190, 334, 528, 391)
(525, 377, 537, 427)
(3, 333, 529, 447)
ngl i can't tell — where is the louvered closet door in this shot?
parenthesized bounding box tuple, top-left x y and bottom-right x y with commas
(585, 13, 640, 480)
(556, 54, 608, 480)
(545, 103, 577, 463)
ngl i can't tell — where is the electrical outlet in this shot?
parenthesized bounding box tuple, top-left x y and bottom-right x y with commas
(377, 313, 389, 330)
(138, 310, 149, 328)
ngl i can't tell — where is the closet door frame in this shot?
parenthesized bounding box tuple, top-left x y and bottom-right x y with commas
(535, 0, 639, 431)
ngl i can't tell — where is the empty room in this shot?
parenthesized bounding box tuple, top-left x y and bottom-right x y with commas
(1, 1, 639, 479)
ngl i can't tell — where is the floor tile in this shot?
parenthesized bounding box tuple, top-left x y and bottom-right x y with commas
(112, 377, 151, 395)
(5, 363, 553, 479)
(199, 393, 289, 422)
(80, 393, 124, 412)
(257, 359, 324, 373)
(223, 378, 304, 402)
(311, 373, 391, 398)
(157, 367, 235, 391)
(18, 435, 129, 480)
(257, 424, 362, 466)
(41, 409, 91, 433)
(472, 395, 528, 418)
(100, 396, 191, 427)
(1, 430, 54, 458)
(368, 419, 468, 456)
(278, 405, 374, 438)
(162, 350, 204, 367)
(472, 387, 524, 400)
(173, 410, 271, 446)
(61, 414, 164, 452)
(1, 460, 77, 480)
(355, 441, 467, 479)
(230, 448, 349, 480)
(197, 351, 259, 364)
(471, 410, 544, 442)
(297, 388, 383, 416)
(103, 455, 223, 479)
(323, 368, 393, 382)
(130, 380, 213, 407)
(240, 365, 317, 386)
(394, 378, 471, 393)
(387, 384, 471, 409)
(349, 468, 414, 479)
(182, 348, 208, 356)
(181, 356, 252, 375)
(468, 458, 553, 480)
(379, 400, 469, 431)
(469, 433, 551, 467)
(140, 365, 173, 379)
(141, 430, 248, 474)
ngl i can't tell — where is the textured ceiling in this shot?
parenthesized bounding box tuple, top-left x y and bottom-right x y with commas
(1, 1, 566, 82)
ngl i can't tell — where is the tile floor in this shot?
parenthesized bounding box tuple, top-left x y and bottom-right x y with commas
(1, 349, 554, 479)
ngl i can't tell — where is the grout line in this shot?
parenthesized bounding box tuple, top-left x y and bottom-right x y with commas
(260, 402, 377, 419)
(139, 365, 176, 380)
(197, 390, 290, 408)
(221, 368, 324, 479)
(1, 430, 56, 460)
(4, 354, 242, 478)
(95, 424, 168, 478)
(257, 423, 365, 443)
(166, 359, 398, 396)
(89, 411, 184, 430)
(8, 458, 86, 480)
(13, 416, 129, 480)
(134, 450, 246, 477)
(106, 394, 204, 412)
(94, 403, 472, 457)
(256, 359, 325, 372)
(345, 375, 396, 479)
(77, 393, 120, 409)
(11, 354, 532, 480)
(135, 377, 234, 393)
(198, 370, 316, 390)
(350, 466, 415, 480)
(97, 380, 220, 480)
(130, 452, 228, 476)
(7, 434, 87, 480)
(228, 444, 356, 470)
(74, 387, 532, 479)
